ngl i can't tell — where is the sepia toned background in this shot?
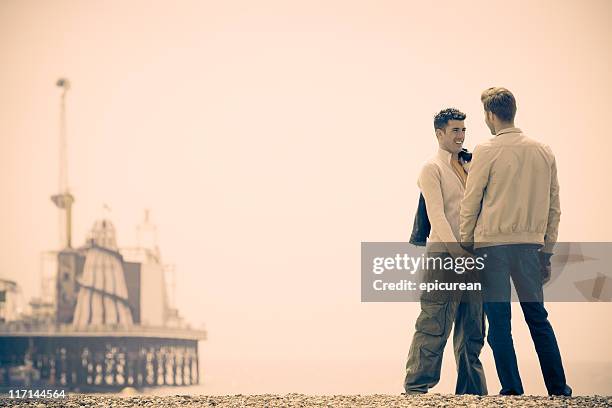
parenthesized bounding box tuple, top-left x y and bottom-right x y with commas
(1, 0, 611, 395)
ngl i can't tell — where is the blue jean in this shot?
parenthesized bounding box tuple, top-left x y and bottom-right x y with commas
(477, 244, 569, 396)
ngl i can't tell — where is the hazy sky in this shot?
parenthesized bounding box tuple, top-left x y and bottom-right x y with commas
(1, 0, 611, 395)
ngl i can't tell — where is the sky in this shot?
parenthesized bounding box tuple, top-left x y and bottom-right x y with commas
(1, 0, 611, 395)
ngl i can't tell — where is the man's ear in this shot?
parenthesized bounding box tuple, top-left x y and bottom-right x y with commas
(435, 128, 443, 140)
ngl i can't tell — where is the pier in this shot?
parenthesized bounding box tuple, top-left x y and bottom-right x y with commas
(0, 323, 206, 390)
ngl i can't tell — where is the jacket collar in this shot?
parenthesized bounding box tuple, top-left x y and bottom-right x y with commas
(495, 127, 522, 137)
(437, 148, 472, 164)
(437, 148, 470, 182)
(437, 148, 454, 165)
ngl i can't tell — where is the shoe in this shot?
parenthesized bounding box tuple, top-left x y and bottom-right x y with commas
(402, 389, 427, 395)
(500, 389, 522, 396)
(550, 385, 572, 397)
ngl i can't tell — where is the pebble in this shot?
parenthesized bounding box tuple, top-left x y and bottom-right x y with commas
(0, 393, 610, 408)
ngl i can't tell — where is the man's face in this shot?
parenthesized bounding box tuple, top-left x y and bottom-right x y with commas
(436, 119, 465, 154)
(484, 110, 495, 134)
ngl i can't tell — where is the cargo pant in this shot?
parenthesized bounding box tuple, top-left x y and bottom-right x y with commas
(404, 252, 488, 395)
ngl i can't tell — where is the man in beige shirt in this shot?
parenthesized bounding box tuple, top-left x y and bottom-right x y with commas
(404, 108, 487, 395)
(460, 87, 571, 396)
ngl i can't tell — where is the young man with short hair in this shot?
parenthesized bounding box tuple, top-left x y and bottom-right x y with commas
(404, 108, 487, 395)
(460, 87, 571, 396)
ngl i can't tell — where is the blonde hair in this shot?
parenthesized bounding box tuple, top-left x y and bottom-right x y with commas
(481, 87, 517, 122)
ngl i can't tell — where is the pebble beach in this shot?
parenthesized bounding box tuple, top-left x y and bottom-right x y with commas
(1, 394, 610, 408)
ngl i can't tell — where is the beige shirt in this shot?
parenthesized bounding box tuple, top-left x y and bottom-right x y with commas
(451, 157, 468, 186)
(417, 148, 470, 256)
(460, 128, 561, 252)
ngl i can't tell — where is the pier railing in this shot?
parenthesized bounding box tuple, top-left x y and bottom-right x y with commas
(0, 322, 206, 341)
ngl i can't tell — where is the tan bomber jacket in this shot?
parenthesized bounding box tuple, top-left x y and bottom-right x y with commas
(459, 128, 561, 252)
(418, 148, 470, 257)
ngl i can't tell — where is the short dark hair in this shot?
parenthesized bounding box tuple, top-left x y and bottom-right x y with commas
(481, 87, 517, 122)
(434, 108, 466, 131)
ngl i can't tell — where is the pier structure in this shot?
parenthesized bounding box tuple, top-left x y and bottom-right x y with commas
(0, 324, 205, 389)
(0, 78, 206, 390)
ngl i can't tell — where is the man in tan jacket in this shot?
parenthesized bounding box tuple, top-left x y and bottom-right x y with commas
(460, 87, 571, 396)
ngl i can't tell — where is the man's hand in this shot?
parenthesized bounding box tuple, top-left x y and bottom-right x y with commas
(541, 265, 551, 285)
(539, 251, 553, 285)
(448, 242, 473, 259)
(457, 247, 475, 259)
(460, 242, 475, 255)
